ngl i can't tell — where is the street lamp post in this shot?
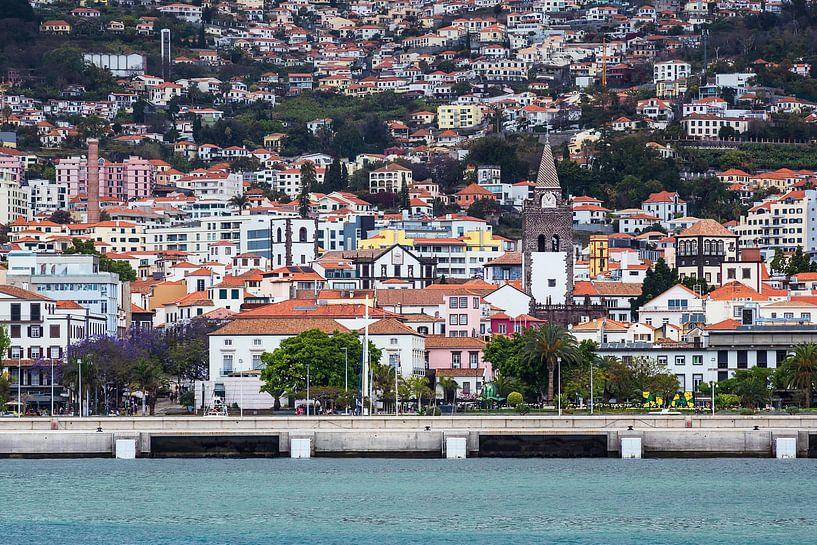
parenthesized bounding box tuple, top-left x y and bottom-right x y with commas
(306, 363, 310, 417)
(341, 347, 348, 415)
(557, 357, 562, 417)
(238, 358, 244, 418)
(50, 360, 54, 417)
(711, 380, 716, 416)
(17, 359, 21, 418)
(394, 353, 400, 416)
(78, 359, 82, 418)
(589, 359, 594, 415)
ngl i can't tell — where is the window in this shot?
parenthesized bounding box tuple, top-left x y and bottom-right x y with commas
(742, 268, 751, 279)
(50, 325, 60, 338)
(389, 337, 398, 345)
(451, 352, 461, 368)
(450, 297, 459, 309)
(537, 234, 545, 252)
(222, 354, 233, 374)
(252, 354, 262, 369)
(675, 355, 685, 365)
(548, 279, 556, 287)
(658, 355, 668, 365)
(224, 339, 233, 346)
(10, 325, 20, 338)
(737, 350, 747, 369)
(676, 374, 686, 392)
(469, 352, 478, 368)
(10, 346, 22, 359)
(727, 268, 736, 279)
(693, 374, 704, 392)
(462, 381, 470, 395)
(498, 323, 507, 334)
(253, 338, 262, 346)
(10, 303, 20, 321)
(692, 355, 703, 365)
(459, 314, 468, 325)
(757, 351, 767, 368)
(717, 350, 728, 369)
(231, 289, 239, 299)
(458, 297, 467, 308)
(668, 299, 688, 310)
(473, 298, 479, 309)
(29, 326, 42, 338)
(299, 227, 307, 242)
(449, 315, 458, 325)
(381, 265, 387, 276)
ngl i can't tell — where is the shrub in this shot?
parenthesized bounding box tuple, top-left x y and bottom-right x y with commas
(507, 391, 523, 406)
(425, 406, 441, 416)
(179, 390, 195, 407)
(739, 408, 755, 415)
(516, 402, 530, 415)
(785, 405, 799, 415)
(716, 393, 740, 409)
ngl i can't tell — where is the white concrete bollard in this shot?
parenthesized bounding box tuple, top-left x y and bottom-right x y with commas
(621, 437, 642, 459)
(290, 437, 312, 459)
(776, 437, 796, 459)
(445, 437, 467, 459)
(115, 439, 136, 459)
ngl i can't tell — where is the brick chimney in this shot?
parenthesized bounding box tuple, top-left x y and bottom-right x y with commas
(87, 138, 100, 223)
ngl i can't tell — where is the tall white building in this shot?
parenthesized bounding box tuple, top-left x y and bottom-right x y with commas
(654, 60, 691, 83)
(0, 172, 30, 224)
(5, 252, 125, 337)
(28, 178, 69, 214)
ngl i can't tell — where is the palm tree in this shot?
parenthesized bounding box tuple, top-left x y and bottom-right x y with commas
(437, 376, 459, 404)
(131, 357, 164, 416)
(406, 375, 432, 411)
(521, 323, 579, 404)
(229, 193, 250, 214)
(780, 343, 817, 408)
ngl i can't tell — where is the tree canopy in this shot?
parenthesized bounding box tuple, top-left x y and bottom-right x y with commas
(64, 238, 137, 282)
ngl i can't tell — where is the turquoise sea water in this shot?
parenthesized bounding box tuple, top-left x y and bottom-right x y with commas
(1, 458, 815, 545)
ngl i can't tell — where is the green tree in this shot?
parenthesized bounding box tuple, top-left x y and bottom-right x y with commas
(519, 324, 580, 403)
(64, 238, 137, 281)
(632, 258, 679, 311)
(437, 376, 459, 404)
(259, 329, 379, 410)
(324, 157, 344, 192)
(779, 343, 817, 407)
(770, 248, 787, 274)
(130, 357, 164, 416)
(730, 367, 773, 409)
(784, 246, 817, 276)
(48, 210, 73, 224)
(0, 325, 11, 372)
(405, 375, 432, 411)
(229, 193, 250, 214)
(300, 161, 317, 192)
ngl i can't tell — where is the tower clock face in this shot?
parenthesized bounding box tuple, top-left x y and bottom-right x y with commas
(541, 191, 556, 208)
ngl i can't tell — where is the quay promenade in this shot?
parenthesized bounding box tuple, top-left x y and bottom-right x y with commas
(0, 415, 815, 458)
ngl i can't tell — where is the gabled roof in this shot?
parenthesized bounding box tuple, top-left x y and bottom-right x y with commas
(211, 318, 349, 336)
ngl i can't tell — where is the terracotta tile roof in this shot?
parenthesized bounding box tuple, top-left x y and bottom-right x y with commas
(238, 300, 397, 319)
(705, 318, 742, 330)
(377, 289, 445, 306)
(572, 317, 629, 331)
(0, 285, 53, 301)
(435, 368, 486, 377)
(484, 252, 522, 266)
(361, 318, 423, 336)
(425, 335, 486, 349)
(173, 291, 213, 307)
(211, 318, 349, 335)
(678, 219, 736, 238)
(56, 300, 84, 309)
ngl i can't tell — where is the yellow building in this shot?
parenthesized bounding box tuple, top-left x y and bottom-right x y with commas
(589, 234, 609, 278)
(437, 104, 484, 130)
(358, 229, 414, 249)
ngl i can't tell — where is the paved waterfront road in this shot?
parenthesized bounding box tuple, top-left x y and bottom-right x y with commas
(1, 458, 814, 545)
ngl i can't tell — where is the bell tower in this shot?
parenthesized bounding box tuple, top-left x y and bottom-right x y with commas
(522, 142, 573, 305)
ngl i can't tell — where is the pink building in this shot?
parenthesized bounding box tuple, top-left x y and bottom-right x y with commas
(426, 335, 489, 399)
(489, 312, 544, 335)
(100, 157, 154, 200)
(0, 154, 24, 183)
(442, 293, 485, 337)
(57, 155, 155, 200)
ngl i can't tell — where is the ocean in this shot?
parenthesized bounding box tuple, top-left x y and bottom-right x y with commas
(1, 458, 814, 544)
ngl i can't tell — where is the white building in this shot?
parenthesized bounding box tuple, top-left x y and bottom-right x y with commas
(653, 60, 690, 83)
(5, 251, 125, 337)
(0, 173, 30, 224)
(28, 178, 69, 214)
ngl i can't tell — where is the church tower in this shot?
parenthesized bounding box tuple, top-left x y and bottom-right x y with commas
(522, 142, 573, 306)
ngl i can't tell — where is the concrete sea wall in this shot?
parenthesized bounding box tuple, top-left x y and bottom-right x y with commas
(0, 415, 814, 458)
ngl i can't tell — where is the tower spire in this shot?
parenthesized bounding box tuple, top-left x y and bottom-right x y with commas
(535, 142, 560, 189)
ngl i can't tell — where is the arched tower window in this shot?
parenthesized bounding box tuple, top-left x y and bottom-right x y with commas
(299, 227, 307, 242)
(551, 234, 560, 252)
(537, 234, 546, 252)
(717, 240, 724, 255)
(276, 227, 282, 242)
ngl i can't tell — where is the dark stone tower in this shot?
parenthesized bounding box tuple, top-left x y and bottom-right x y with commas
(522, 141, 574, 306)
